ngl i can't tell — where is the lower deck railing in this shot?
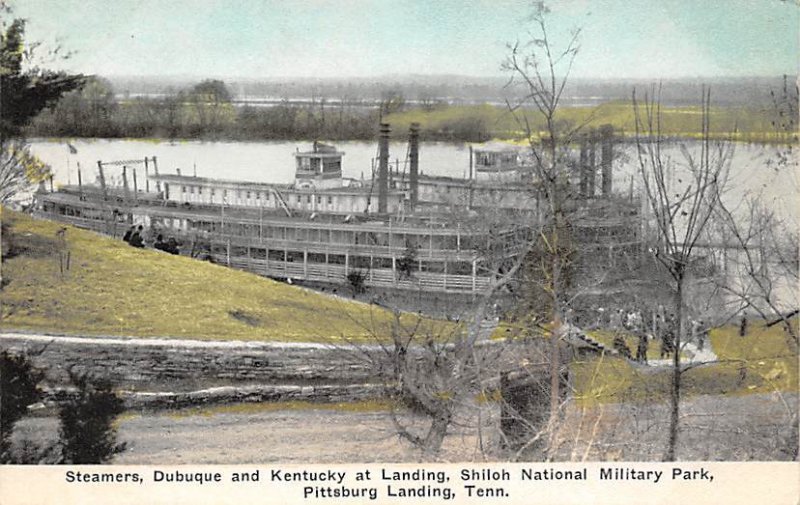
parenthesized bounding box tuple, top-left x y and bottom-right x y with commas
(36, 211, 492, 294)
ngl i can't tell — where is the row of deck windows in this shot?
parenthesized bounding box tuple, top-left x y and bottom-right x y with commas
(174, 184, 352, 211)
(171, 216, 487, 251)
(208, 243, 476, 275)
(179, 185, 275, 202)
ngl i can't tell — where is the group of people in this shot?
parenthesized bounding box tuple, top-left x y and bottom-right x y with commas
(585, 304, 710, 364)
(153, 234, 180, 255)
(122, 225, 145, 248)
(122, 225, 180, 255)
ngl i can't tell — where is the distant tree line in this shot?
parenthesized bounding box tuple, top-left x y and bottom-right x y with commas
(28, 77, 376, 141)
(27, 75, 794, 144)
(26, 77, 492, 142)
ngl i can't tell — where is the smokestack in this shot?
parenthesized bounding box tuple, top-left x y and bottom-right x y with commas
(579, 134, 589, 198)
(600, 124, 614, 197)
(587, 134, 596, 197)
(378, 123, 390, 213)
(409, 122, 420, 210)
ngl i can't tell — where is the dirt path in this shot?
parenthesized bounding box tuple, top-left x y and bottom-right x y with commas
(14, 392, 795, 463)
(14, 407, 496, 464)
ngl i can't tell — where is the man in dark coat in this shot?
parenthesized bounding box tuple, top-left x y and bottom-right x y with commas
(122, 225, 135, 243)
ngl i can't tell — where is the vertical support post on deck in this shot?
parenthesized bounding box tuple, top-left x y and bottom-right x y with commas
(144, 157, 150, 193)
(152, 156, 161, 194)
(77, 163, 83, 200)
(132, 167, 139, 204)
(97, 160, 108, 201)
(472, 259, 477, 292)
(122, 166, 131, 204)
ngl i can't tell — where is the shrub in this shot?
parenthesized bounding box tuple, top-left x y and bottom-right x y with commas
(57, 374, 126, 464)
(0, 351, 42, 462)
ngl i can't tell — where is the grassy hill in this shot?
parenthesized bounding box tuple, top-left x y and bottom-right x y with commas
(0, 210, 444, 342)
(572, 322, 798, 405)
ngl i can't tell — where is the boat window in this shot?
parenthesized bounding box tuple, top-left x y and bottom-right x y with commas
(352, 256, 370, 269)
(373, 257, 392, 269)
(308, 252, 326, 263)
(268, 249, 285, 261)
(450, 261, 472, 275)
(421, 261, 444, 273)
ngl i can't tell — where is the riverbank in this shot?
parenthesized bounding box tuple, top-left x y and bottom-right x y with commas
(1, 209, 445, 341)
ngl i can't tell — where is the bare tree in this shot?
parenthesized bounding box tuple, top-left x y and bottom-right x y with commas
(502, 0, 583, 456)
(712, 196, 798, 349)
(632, 84, 732, 461)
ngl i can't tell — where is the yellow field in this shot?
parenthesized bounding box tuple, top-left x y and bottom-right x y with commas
(386, 102, 796, 142)
(0, 209, 449, 342)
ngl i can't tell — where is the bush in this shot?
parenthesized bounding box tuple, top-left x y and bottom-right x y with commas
(58, 374, 126, 464)
(0, 351, 42, 462)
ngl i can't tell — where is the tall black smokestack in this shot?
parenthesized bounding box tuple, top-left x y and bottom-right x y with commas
(600, 124, 614, 197)
(587, 134, 596, 197)
(409, 122, 420, 210)
(378, 123, 390, 213)
(579, 133, 589, 198)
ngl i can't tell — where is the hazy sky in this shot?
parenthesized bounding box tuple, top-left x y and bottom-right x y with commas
(7, 0, 799, 79)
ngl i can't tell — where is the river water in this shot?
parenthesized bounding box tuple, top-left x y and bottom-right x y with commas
(29, 138, 798, 222)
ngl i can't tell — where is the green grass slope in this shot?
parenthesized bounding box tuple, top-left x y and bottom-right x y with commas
(0, 210, 442, 342)
(572, 322, 798, 405)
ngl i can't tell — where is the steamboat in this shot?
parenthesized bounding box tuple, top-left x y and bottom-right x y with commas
(33, 123, 639, 313)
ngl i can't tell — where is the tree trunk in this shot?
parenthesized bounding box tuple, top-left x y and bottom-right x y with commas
(546, 200, 564, 457)
(664, 274, 684, 461)
(424, 409, 452, 454)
